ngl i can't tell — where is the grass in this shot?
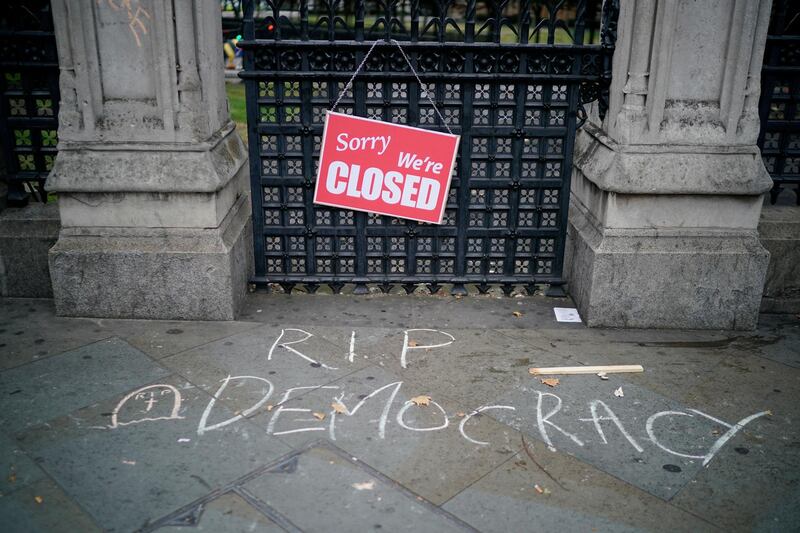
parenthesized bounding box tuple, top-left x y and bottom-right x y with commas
(225, 82, 248, 142)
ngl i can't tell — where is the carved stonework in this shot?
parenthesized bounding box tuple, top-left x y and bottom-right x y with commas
(50, 0, 227, 145)
(604, 0, 773, 146)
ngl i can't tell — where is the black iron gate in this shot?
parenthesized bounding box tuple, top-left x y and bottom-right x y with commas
(758, 0, 800, 204)
(239, 0, 616, 295)
(0, 0, 59, 206)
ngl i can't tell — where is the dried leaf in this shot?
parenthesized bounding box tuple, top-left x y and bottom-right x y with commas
(540, 378, 560, 388)
(331, 402, 347, 414)
(408, 340, 419, 347)
(613, 387, 624, 398)
(352, 480, 375, 491)
(597, 372, 609, 380)
(34, 496, 43, 504)
(512, 311, 523, 318)
(534, 484, 544, 494)
(313, 412, 326, 421)
(411, 395, 431, 406)
(456, 412, 466, 418)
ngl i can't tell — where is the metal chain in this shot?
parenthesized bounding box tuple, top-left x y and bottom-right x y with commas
(330, 39, 454, 135)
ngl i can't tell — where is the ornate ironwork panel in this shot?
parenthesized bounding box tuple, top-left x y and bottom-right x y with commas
(0, 0, 59, 206)
(239, 0, 616, 295)
(758, 0, 800, 204)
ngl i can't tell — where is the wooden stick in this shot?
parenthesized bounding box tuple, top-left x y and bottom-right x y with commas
(529, 365, 644, 376)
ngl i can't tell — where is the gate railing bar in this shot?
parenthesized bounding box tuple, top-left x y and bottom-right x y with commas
(240, 0, 617, 295)
(756, 0, 799, 204)
(238, 72, 603, 82)
(242, 0, 266, 279)
(235, 40, 605, 52)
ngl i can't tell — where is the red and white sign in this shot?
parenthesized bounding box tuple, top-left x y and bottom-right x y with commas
(313, 111, 460, 224)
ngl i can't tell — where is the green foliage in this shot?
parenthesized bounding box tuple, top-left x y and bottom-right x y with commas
(225, 82, 248, 142)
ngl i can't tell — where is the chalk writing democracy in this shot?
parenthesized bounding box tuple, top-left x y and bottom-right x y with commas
(103, 328, 768, 469)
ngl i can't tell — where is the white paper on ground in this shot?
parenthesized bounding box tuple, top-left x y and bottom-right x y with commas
(553, 307, 582, 323)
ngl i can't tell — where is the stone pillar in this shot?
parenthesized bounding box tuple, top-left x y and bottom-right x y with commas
(759, 202, 800, 314)
(46, 1, 252, 320)
(0, 203, 60, 298)
(566, 0, 774, 330)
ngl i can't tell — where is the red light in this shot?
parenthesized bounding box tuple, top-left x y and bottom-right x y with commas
(267, 23, 275, 31)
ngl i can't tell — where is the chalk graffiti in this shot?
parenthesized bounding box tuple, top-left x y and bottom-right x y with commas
(197, 375, 274, 436)
(328, 382, 403, 441)
(459, 405, 516, 446)
(267, 385, 340, 436)
(396, 399, 449, 432)
(646, 409, 769, 467)
(348, 330, 356, 363)
(579, 399, 644, 453)
(400, 329, 454, 369)
(109, 384, 183, 428)
(269, 328, 337, 370)
(96, 327, 770, 473)
(535, 390, 584, 451)
(97, 0, 151, 48)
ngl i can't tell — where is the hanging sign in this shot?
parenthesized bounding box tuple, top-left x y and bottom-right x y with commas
(313, 111, 460, 224)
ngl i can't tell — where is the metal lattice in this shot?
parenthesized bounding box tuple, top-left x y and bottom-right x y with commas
(239, 0, 617, 295)
(758, 0, 800, 204)
(0, 0, 59, 206)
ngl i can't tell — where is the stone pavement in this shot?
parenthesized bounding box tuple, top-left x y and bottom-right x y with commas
(0, 293, 798, 532)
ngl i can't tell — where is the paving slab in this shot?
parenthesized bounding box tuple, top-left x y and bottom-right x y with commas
(240, 291, 576, 330)
(752, 484, 800, 533)
(407, 293, 580, 330)
(240, 443, 474, 532)
(506, 314, 800, 371)
(0, 337, 169, 432)
(0, 432, 46, 496)
(443, 448, 716, 533)
(487, 373, 770, 501)
(92, 318, 263, 360)
(291, 326, 563, 406)
(249, 365, 522, 505)
(0, 478, 101, 533)
(0, 298, 112, 370)
(741, 314, 800, 368)
(670, 435, 800, 532)
(497, 328, 730, 404)
(0, 294, 798, 531)
(240, 293, 417, 328)
(612, 349, 800, 472)
(667, 352, 800, 482)
(14, 375, 292, 532)
(0, 299, 263, 368)
(160, 324, 366, 414)
(153, 491, 282, 532)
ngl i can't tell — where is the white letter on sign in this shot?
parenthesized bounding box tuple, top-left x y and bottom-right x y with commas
(416, 179, 440, 210)
(361, 167, 384, 201)
(346, 164, 362, 198)
(326, 161, 348, 194)
(382, 171, 403, 204)
(336, 133, 349, 151)
(400, 175, 421, 207)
